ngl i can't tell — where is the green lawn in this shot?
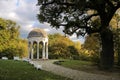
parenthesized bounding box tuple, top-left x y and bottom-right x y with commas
(0, 60, 71, 80)
(54, 59, 94, 72)
(54, 59, 120, 77)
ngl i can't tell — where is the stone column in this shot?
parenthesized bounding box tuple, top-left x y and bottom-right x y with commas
(46, 42, 48, 59)
(42, 41, 45, 59)
(37, 41, 39, 59)
(28, 42, 30, 59)
(31, 42, 34, 59)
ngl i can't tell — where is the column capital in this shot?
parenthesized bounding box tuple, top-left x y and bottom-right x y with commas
(36, 41, 39, 44)
(43, 41, 45, 43)
(31, 41, 33, 45)
(46, 42, 48, 45)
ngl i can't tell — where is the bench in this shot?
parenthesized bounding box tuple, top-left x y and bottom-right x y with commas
(2, 57, 8, 60)
(14, 56, 20, 60)
(22, 58, 30, 62)
(34, 64, 42, 70)
(29, 61, 42, 70)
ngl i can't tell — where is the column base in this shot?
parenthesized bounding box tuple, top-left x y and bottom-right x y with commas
(42, 58, 49, 60)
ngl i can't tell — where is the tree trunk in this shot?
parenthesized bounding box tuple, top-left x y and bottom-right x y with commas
(117, 29, 120, 66)
(118, 50, 120, 66)
(100, 28, 114, 69)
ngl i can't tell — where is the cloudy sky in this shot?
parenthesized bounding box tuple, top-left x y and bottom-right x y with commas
(0, 0, 84, 43)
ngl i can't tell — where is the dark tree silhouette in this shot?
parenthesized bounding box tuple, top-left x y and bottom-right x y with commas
(37, 0, 120, 69)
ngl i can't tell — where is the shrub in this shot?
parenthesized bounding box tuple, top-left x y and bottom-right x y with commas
(72, 55, 80, 60)
(90, 53, 100, 64)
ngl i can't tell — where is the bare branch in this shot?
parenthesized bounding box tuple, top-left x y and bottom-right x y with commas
(42, 0, 75, 6)
(56, 2, 75, 6)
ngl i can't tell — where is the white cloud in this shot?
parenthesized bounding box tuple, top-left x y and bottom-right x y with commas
(68, 34, 84, 43)
(9, 12, 16, 18)
(0, 0, 84, 43)
(8, 12, 20, 21)
(44, 28, 50, 32)
(21, 24, 33, 32)
(69, 34, 77, 39)
(44, 22, 50, 26)
(0, 0, 64, 37)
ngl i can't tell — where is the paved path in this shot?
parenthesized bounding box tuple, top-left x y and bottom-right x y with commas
(32, 60, 119, 80)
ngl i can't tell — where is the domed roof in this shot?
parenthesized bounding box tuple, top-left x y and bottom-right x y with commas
(27, 28, 47, 38)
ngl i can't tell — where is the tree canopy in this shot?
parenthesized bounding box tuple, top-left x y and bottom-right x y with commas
(0, 18, 28, 59)
(37, 0, 120, 35)
(37, 0, 120, 69)
(48, 33, 81, 59)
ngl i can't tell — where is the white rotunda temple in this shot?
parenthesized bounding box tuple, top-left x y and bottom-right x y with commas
(27, 28, 48, 59)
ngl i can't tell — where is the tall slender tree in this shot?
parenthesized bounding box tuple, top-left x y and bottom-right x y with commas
(37, 0, 120, 69)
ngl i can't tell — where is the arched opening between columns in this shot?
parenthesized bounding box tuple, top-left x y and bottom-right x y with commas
(33, 41, 37, 59)
(32, 41, 44, 59)
(28, 40, 48, 60)
(39, 41, 43, 59)
(28, 41, 34, 59)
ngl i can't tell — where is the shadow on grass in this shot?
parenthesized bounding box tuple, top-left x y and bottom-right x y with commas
(54, 59, 120, 78)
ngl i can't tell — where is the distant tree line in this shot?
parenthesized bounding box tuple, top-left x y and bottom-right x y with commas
(48, 33, 81, 59)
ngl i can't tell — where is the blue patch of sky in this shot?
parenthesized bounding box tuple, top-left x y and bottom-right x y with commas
(25, 0, 37, 3)
(20, 33, 27, 39)
(16, 0, 20, 7)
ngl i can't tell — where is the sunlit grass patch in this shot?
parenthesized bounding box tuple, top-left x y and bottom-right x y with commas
(0, 60, 71, 80)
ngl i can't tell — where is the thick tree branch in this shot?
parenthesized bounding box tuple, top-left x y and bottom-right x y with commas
(61, 22, 100, 34)
(84, 13, 99, 21)
(87, 28, 100, 34)
(115, 1, 120, 10)
(59, 23, 87, 29)
(42, 0, 55, 6)
(56, 2, 75, 6)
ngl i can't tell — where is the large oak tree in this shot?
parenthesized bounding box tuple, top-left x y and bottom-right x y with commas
(37, 0, 120, 69)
